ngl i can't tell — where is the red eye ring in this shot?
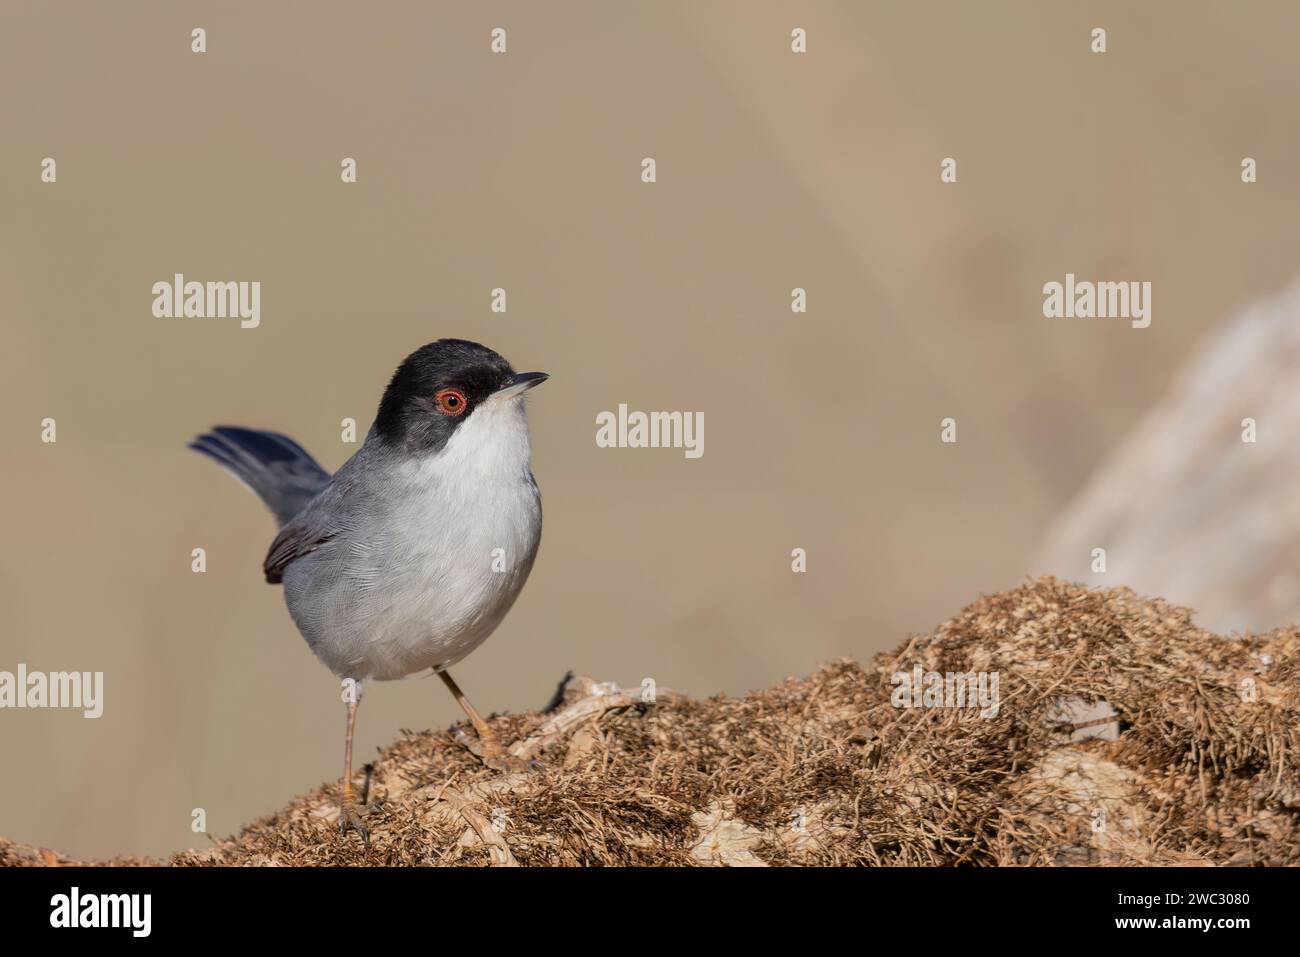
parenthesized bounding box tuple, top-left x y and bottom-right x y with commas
(435, 388, 467, 416)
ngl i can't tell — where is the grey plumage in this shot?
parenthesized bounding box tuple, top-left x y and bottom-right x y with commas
(189, 339, 546, 683)
(275, 410, 542, 680)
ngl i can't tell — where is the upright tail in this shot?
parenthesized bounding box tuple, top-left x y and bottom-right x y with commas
(189, 426, 331, 526)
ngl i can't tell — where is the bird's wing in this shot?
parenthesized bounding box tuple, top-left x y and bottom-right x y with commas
(262, 474, 363, 584)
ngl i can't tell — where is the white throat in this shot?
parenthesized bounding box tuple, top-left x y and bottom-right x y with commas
(414, 393, 534, 487)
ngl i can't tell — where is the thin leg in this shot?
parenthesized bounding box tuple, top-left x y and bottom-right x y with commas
(338, 685, 369, 842)
(438, 669, 505, 757)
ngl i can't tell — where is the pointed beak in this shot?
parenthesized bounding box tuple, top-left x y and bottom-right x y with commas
(494, 371, 549, 400)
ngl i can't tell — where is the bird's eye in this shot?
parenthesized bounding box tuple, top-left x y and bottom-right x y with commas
(434, 388, 467, 416)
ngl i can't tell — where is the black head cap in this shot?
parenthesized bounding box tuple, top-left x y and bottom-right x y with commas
(374, 339, 536, 452)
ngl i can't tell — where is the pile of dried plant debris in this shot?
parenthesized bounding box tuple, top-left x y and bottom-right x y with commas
(4, 577, 1297, 866)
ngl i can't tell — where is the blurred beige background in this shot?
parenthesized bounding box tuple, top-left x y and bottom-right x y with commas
(3, 1, 1300, 859)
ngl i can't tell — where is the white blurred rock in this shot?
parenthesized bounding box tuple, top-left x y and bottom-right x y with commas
(1037, 278, 1300, 633)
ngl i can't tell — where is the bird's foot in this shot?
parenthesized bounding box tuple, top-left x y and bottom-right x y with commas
(453, 726, 544, 774)
(337, 798, 370, 844)
(484, 750, 544, 774)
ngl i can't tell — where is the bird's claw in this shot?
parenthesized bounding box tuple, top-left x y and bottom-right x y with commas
(453, 726, 544, 774)
(338, 801, 370, 844)
(484, 751, 545, 774)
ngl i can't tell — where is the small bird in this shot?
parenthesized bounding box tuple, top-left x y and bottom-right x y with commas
(190, 339, 547, 841)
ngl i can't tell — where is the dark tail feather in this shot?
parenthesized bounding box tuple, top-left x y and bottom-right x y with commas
(189, 426, 331, 526)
